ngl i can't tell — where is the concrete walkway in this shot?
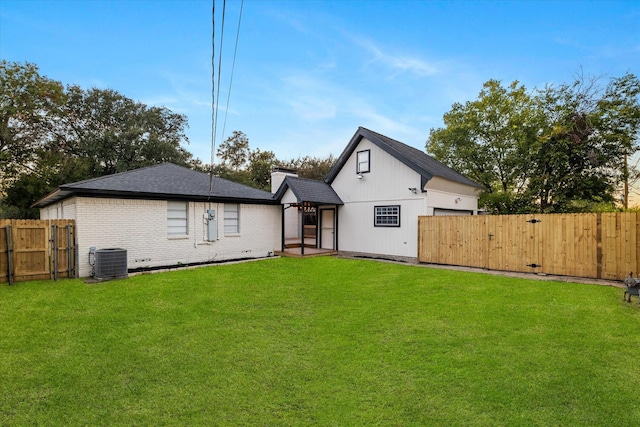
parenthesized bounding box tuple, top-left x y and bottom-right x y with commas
(336, 254, 625, 288)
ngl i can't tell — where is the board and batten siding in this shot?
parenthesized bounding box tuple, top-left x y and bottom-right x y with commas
(41, 196, 280, 277)
(279, 187, 303, 239)
(331, 137, 479, 260)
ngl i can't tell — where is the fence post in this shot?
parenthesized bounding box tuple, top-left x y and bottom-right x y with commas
(5, 225, 13, 286)
(52, 224, 58, 281)
(66, 224, 72, 279)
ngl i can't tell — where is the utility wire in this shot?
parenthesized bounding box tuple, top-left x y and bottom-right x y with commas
(213, 0, 226, 160)
(221, 0, 244, 141)
(209, 0, 216, 194)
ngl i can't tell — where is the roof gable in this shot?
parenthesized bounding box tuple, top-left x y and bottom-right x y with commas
(325, 127, 482, 189)
(35, 163, 277, 208)
(275, 176, 343, 205)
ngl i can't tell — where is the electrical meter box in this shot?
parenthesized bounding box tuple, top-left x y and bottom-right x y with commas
(206, 209, 217, 241)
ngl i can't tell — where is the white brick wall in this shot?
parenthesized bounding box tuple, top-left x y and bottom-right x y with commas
(42, 197, 281, 277)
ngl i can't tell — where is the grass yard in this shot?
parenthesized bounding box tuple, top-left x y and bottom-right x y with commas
(1, 257, 640, 426)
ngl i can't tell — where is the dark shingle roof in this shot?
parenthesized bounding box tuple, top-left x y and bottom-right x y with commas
(325, 127, 483, 189)
(275, 176, 343, 205)
(34, 163, 278, 207)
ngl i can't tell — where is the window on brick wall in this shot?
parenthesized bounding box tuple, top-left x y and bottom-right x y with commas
(224, 203, 240, 235)
(167, 201, 188, 236)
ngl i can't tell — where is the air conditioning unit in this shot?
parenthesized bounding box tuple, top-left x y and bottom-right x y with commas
(94, 248, 128, 280)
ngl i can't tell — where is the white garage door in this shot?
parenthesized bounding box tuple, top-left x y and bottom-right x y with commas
(433, 208, 473, 216)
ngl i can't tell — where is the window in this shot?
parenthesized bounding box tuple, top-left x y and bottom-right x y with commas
(224, 203, 240, 234)
(374, 205, 400, 227)
(356, 149, 370, 174)
(167, 201, 188, 236)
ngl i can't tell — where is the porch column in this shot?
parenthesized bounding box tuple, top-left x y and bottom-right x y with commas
(300, 202, 305, 255)
(281, 205, 285, 252)
(335, 205, 339, 251)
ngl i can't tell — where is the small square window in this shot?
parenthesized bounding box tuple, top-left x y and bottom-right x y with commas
(374, 205, 400, 227)
(357, 150, 370, 174)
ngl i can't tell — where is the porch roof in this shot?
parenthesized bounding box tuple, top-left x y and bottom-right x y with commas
(275, 176, 343, 205)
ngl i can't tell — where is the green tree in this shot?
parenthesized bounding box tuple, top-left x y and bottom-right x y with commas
(427, 80, 541, 213)
(427, 73, 640, 213)
(0, 61, 195, 217)
(217, 130, 249, 171)
(0, 61, 66, 191)
(529, 73, 640, 212)
(61, 86, 192, 176)
(280, 155, 336, 181)
(248, 148, 278, 191)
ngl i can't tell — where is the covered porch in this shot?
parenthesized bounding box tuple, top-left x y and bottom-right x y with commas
(273, 175, 343, 257)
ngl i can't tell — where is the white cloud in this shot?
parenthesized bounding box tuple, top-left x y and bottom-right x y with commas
(354, 37, 438, 77)
(289, 97, 337, 121)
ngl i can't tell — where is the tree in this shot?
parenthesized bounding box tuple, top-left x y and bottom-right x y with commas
(217, 130, 249, 171)
(280, 155, 336, 181)
(247, 148, 278, 191)
(427, 73, 640, 213)
(0, 61, 195, 217)
(427, 80, 542, 213)
(0, 61, 66, 190)
(60, 86, 192, 176)
(528, 73, 640, 212)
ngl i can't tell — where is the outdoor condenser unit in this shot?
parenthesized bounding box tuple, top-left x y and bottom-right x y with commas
(94, 248, 128, 280)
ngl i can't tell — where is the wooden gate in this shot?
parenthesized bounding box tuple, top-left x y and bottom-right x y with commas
(418, 213, 640, 281)
(0, 219, 77, 285)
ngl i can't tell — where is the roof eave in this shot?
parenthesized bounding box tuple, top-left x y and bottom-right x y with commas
(34, 187, 279, 208)
(32, 188, 73, 208)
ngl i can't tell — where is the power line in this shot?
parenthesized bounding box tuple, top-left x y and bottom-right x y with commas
(221, 0, 244, 141)
(213, 0, 226, 162)
(209, 0, 216, 194)
(210, 0, 228, 192)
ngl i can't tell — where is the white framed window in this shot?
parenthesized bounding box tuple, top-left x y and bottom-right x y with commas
(167, 201, 188, 236)
(224, 203, 240, 235)
(374, 205, 400, 227)
(357, 149, 370, 174)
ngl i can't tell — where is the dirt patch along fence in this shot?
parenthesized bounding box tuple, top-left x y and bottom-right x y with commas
(418, 213, 640, 281)
(1, 219, 77, 285)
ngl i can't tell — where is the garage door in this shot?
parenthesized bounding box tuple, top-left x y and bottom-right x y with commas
(433, 208, 473, 216)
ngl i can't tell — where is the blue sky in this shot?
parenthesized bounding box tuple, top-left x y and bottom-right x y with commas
(1, 0, 639, 168)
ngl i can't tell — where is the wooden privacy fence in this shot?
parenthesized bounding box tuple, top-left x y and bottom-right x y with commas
(1, 219, 77, 285)
(418, 213, 640, 281)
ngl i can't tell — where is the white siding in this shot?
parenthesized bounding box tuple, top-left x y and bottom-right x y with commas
(331, 139, 427, 259)
(43, 197, 281, 277)
(425, 176, 480, 215)
(337, 198, 424, 258)
(332, 139, 424, 203)
(331, 137, 480, 260)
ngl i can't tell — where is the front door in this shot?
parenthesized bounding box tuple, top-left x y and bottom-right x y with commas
(320, 209, 335, 250)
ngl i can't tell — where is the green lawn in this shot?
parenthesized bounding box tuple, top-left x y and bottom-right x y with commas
(1, 257, 639, 426)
